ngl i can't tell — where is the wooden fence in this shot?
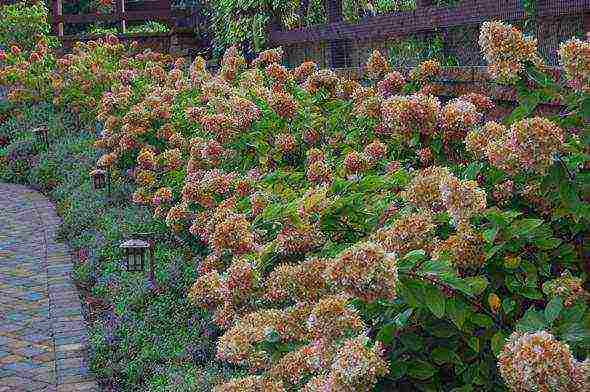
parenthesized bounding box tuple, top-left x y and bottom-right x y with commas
(51, 0, 174, 37)
(270, 0, 590, 68)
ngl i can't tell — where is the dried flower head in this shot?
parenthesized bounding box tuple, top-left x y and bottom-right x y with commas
(498, 331, 588, 392)
(432, 227, 486, 270)
(265, 258, 331, 303)
(439, 98, 482, 142)
(329, 335, 389, 391)
(382, 94, 441, 140)
(543, 272, 589, 308)
(293, 61, 318, 82)
(306, 294, 365, 341)
(377, 71, 406, 98)
(326, 242, 398, 302)
(409, 59, 441, 82)
(479, 21, 542, 83)
(559, 38, 590, 93)
(373, 212, 437, 257)
(366, 50, 390, 80)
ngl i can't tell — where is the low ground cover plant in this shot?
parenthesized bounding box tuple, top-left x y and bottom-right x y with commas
(1, 3, 589, 390)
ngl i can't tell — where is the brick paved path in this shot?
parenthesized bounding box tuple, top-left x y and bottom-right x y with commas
(0, 184, 98, 392)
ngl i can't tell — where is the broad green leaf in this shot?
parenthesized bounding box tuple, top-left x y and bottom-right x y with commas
(582, 96, 590, 121)
(509, 218, 544, 238)
(394, 308, 414, 328)
(447, 298, 469, 330)
(503, 255, 521, 269)
(377, 324, 396, 345)
(432, 347, 461, 365)
(399, 282, 421, 308)
(400, 333, 424, 352)
(544, 296, 563, 325)
(389, 359, 408, 380)
(407, 360, 436, 380)
(485, 244, 505, 261)
(558, 322, 590, 344)
(463, 162, 483, 180)
(482, 227, 498, 244)
(470, 313, 494, 328)
(420, 259, 453, 275)
(502, 298, 516, 315)
(465, 276, 489, 296)
(403, 249, 427, 263)
(491, 331, 505, 357)
(517, 307, 546, 332)
(423, 285, 446, 318)
(440, 274, 472, 296)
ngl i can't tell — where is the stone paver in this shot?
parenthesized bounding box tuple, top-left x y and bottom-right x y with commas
(0, 184, 98, 392)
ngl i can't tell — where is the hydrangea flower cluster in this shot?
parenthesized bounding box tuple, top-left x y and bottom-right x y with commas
(498, 331, 589, 392)
(479, 21, 542, 83)
(558, 37, 590, 93)
(542, 272, 589, 307)
(466, 117, 564, 175)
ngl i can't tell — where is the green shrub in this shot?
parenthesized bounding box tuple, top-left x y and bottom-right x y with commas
(0, 1, 56, 51)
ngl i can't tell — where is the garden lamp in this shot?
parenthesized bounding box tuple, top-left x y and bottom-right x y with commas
(90, 168, 107, 191)
(132, 232, 158, 289)
(96, 163, 112, 197)
(119, 239, 150, 273)
(33, 126, 49, 150)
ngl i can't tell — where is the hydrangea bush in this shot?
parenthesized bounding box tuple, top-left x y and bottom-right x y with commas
(1, 13, 589, 391)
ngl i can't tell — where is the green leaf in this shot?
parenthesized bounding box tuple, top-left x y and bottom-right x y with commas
(400, 333, 424, 352)
(432, 347, 461, 365)
(420, 259, 453, 275)
(389, 359, 408, 380)
(465, 276, 489, 296)
(407, 360, 436, 380)
(394, 308, 414, 328)
(558, 322, 590, 344)
(509, 218, 544, 238)
(447, 298, 469, 330)
(423, 285, 446, 318)
(482, 227, 499, 244)
(582, 95, 590, 121)
(403, 249, 427, 263)
(502, 298, 516, 315)
(467, 337, 480, 353)
(485, 244, 505, 261)
(377, 324, 396, 345)
(440, 275, 472, 296)
(544, 296, 563, 325)
(463, 162, 483, 180)
(521, 288, 543, 300)
(399, 250, 426, 272)
(399, 281, 422, 308)
(503, 255, 521, 269)
(517, 307, 546, 332)
(470, 313, 494, 328)
(491, 331, 505, 357)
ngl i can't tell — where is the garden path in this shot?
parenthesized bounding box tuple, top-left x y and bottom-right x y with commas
(0, 183, 98, 391)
